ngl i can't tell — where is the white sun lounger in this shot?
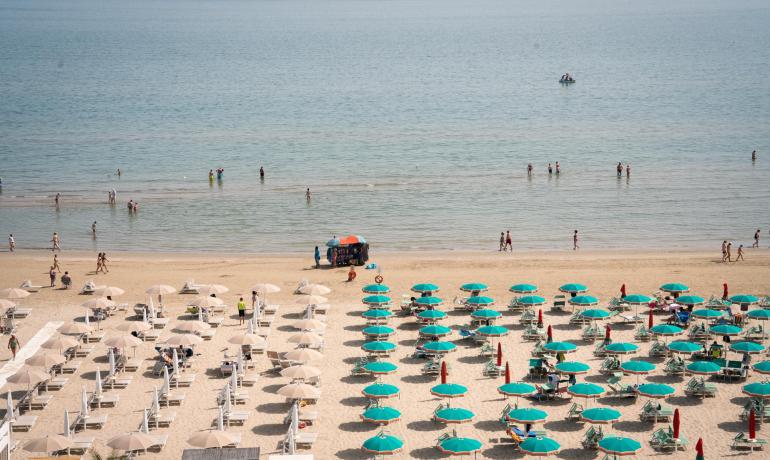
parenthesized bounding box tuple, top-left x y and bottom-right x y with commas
(20, 280, 43, 292)
(171, 373, 196, 387)
(69, 436, 95, 454)
(103, 375, 132, 389)
(159, 391, 186, 406)
(10, 414, 38, 431)
(123, 358, 144, 372)
(60, 359, 82, 374)
(222, 410, 250, 427)
(149, 411, 176, 428)
(45, 376, 69, 391)
(76, 413, 108, 430)
(91, 392, 119, 408)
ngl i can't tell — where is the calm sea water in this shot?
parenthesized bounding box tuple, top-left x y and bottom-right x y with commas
(1, 0, 769, 253)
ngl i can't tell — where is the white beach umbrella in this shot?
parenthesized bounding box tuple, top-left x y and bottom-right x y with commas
(293, 318, 326, 331)
(57, 321, 92, 335)
(284, 348, 323, 363)
(199, 284, 229, 296)
(80, 386, 89, 417)
(104, 335, 143, 349)
(107, 432, 156, 453)
(108, 348, 116, 377)
(299, 284, 332, 296)
(296, 295, 327, 306)
(281, 365, 322, 381)
(287, 426, 296, 454)
(83, 309, 91, 328)
(148, 301, 157, 322)
(94, 286, 125, 297)
(24, 434, 72, 453)
(172, 348, 180, 376)
(145, 285, 176, 295)
(25, 351, 65, 369)
(82, 297, 115, 310)
(0, 299, 16, 309)
(228, 332, 266, 347)
(161, 367, 170, 395)
(0, 288, 30, 300)
(253, 300, 261, 320)
(288, 332, 323, 346)
(252, 283, 280, 294)
(94, 368, 103, 397)
(189, 296, 224, 308)
(277, 383, 320, 400)
(152, 387, 161, 414)
(165, 334, 203, 347)
(174, 320, 210, 334)
(246, 318, 254, 334)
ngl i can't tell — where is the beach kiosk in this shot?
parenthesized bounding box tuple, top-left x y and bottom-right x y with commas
(326, 235, 370, 266)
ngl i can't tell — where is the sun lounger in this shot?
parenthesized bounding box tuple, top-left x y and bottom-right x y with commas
(581, 425, 604, 449)
(650, 426, 688, 451)
(527, 359, 549, 381)
(139, 330, 161, 341)
(149, 411, 176, 428)
(159, 391, 186, 406)
(91, 392, 119, 408)
(84, 330, 106, 343)
(76, 413, 109, 430)
(649, 340, 668, 358)
(238, 372, 259, 387)
(551, 295, 566, 312)
(634, 325, 651, 342)
(599, 357, 621, 374)
(739, 398, 770, 421)
(684, 377, 717, 398)
(581, 324, 603, 341)
(79, 281, 105, 295)
(59, 359, 82, 374)
(44, 376, 69, 391)
(72, 344, 95, 358)
(123, 358, 144, 372)
(607, 373, 637, 398)
(294, 431, 319, 449)
(483, 360, 504, 377)
(522, 325, 546, 341)
(732, 432, 767, 451)
(519, 309, 538, 325)
(7, 307, 32, 319)
(103, 375, 133, 389)
(27, 393, 53, 410)
(663, 356, 686, 375)
(222, 410, 250, 426)
(639, 400, 674, 422)
(619, 313, 643, 324)
(422, 359, 445, 375)
(206, 316, 225, 327)
(171, 373, 196, 387)
(69, 435, 94, 454)
(10, 414, 38, 431)
(180, 280, 202, 294)
(20, 280, 43, 292)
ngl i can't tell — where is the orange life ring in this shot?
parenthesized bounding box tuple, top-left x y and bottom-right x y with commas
(375, 275, 384, 284)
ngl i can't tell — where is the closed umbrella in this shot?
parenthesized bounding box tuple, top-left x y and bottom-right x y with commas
(94, 368, 103, 396)
(440, 361, 447, 384)
(696, 437, 704, 460)
(161, 367, 170, 395)
(172, 348, 179, 376)
(80, 386, 89, 417)
(673, 408, 680, 440)
(6, 393, 14, 422)
(519, 436, 561, 456)
(749, 409, 757, 440)
(152, 387, 161, 414)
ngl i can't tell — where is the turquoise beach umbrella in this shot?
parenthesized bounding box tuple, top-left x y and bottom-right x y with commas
(744, 382, 770, 398)
(623, 294, 652, 304)
(420, 325, 452, 337)
(361, 406, 401, 424)
(686, 361, 721, 375)
(422, 341, 457, 353)
(412, 283, 439, 293)
(676, 295, 705, 306)
(363, 295, 392, 306)
(692, 309, 724, 320)
(434, 407, 475, 424)
(581, 407, 622, 424)
(507, 407, 548, 423)
(471, 309, 501, 320)
(637, 383, 675, 398)
(362, 383, 400, 399)
(417, 309, 447, 320)
(748, 310, 770, 320)
(604, 342, 639, 354)
(362, 431, 404, 455)
(498, 382, 536, 397)
(667, 341, 702, 354)
(362, 341, 396, 353)
(363, 325, 395, 337)
(466, 296, 495, 307)
(518, 295, 547, 306)
(730, 294, 759, 305)
(555, 361, 590, 374)
(580, 308, 610, 319)
(560, 283, 588, 293)
(362, 309, 392, 320)
(598, 436, 642, 456)
(519, 436, 561, 455)
(363, 284, 390, 294)
(709, 324, 742, 336)
(476, 325, 509, 337)
(660, 283, 689, 293)
(437, 436, 482, 456)
(752, 361, 770, 375)
(620, 360, 655, 374)
(431, 383, 468, 398)
(568, 383, 605, 398)
(543, 341, 577, 353)
(363, 361, 398, 374)
(415, 296, 443, 307)
(570, 295, 599, 306)
(650, 324, 683, 336)
(510, 283, 538, 293)
(460, 283, 488, 292)
(730, 341, 766, 354)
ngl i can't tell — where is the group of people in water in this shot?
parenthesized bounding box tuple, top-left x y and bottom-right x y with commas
(559, 72, 575, 82)
(616, 162, 631, 177)
(208, 168, 225, 181)
(526, 162, 561, 176)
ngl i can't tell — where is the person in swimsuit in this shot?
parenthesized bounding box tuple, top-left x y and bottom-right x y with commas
(753, 229, 760, 248)
(8, 335, 20, 360)
(96, 253, 103, 273)
(92, 221, 97, 238)
(116, 168, 121, 178)
(306, 188, 312, 202)
(347, 265, 357, 282)
(314, 246, 321, 268)
(752, 150, 757, 161)
(736, 245, 745, 261)
(505, 231, 513, 252)
(555, 162, 560, 175)
(51, 232, 61, 251)
(208, 170, 214, 181)
(573, 230, 579, 250)
(548, 163, 553, 175)
(527, 163, 533, 176)
(626, 163, 631, 177)
(721, 241, 728, 262)
(499, 232, 505, 251)
(259, 166, 265, 180)
(8, 234, 14, 252)
(616, 162, 623, 177)
(54, 192, 60, 207)
(49, 266, 56, 287)
(726, 242, 732, 262)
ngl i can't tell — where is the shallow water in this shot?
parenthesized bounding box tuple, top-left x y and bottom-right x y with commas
(1, 0, 769, 252)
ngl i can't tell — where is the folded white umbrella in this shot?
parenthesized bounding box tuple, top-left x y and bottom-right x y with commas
(80, 386, 89, 417)
(236, 349, 244, 374)
(94, 368, 103, 397)
(6, 393, 14, 422)
(0, 288, 30, 300)
(94, 286, 125, 297)
(108, 348, 116, 377)
(161, 367, 170, 395)
(230, 368, 238, 393)
(299, 284, 332, 296)
(223, 384, 232, 414)
(63, 409, 70, 438)
(141, 408, 150, 434)
(152, 387, 161, 414)
(172, 348, 180, 375)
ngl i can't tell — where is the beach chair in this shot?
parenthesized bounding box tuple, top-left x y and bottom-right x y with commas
(608, 297, 630, 312)
(222, 409, 251, 426)
(44, 376, 69, 391)
(533, 383, 566, 401)
(123, 357, 144, 372)
(744, 325, 768, 341)
(179, 280, 201, 294)
(634, 325, 651, 342)
(607, 373, 637, 398)
(507, 297, 524, 313)
(639, 400, 674, 423)
(238, 372, 259, 387)
(593, 342, 608, 357)
(732, 432, 767, 451)
(68, 435, 95, 454)
(581, 425, 604, 449)
(566, 402, 584, 421)
(76, 413, 109, 431)
(79, 280, 103, 295)
(19, 280, 43, 292)
(170, 372, 196, 388)
(350, 358, 370, 376)
(759, 296, 770, 309)
(599, 357, 621, 375)
(683, 377, 717, 398)
(687, 322, 710, 342)
(9, 413, 38, 432)
(650, 426, 688, 451)
(582, 324, 603, 342)
(531, 340, 553, 358)
(619, 313, 643, 324)
(103, 375, 133, 390)
(159, 391, 186, 406)
(706, 296, 732, 310)
(570, 309, 588, 325)
(294, 431, 319, 449)
(551, 295, 566, 312)
(452, 296, 469, 311)
(422, 359, 444, 375)
(57, 358, 81, 374)
(7, 306, 32, 319)
(90, 391, 119, 408)
(739, 398, 770, 422)
(527, 359, 549, 381)
(663, 356, 686, 376)
(519, 309, 537, 325)
(148, 410, 176, 428)
(478, 342, 494, 357)
(483, 360, 504, 377)
(498, 403, 513, 427)
(501, 427, 524, 446)
(28, 393, 53, 410)
(522, 325, 546, 341)
(649, 340, 668, 358)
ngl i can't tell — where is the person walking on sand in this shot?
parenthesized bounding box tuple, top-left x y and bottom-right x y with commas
(754, 229, 760, 248)
(53, 254, 61, 273)
(616, 162, 623, 177)
(736, 244, 745, 261)
(314, 246, 321, 268)
(237, 297, 246, 325)
(726, 241, 732, 262)
(101, 252, 109, 273)
(721, 241, 728, 262)
(347, 265, 357, 282)
(573, 230, 579, 250)
(8, 234, 14, 252)
(96, 253, 104, 274)
(49, 266, 56, 287)
(505, 231, 513, 252)
(8, 335, 20, 360)
(51, 232, 61, 251)
(499, 232, 505, 252)
(306, 188, 311, 202)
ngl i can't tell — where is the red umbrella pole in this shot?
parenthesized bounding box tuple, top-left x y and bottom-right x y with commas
(440, 361, 447, 384)
(505, 362, 511, 384)
(673, 408, 680, 439)
(749, 409, 756, 440)
(537, 309, 543, 327)
(605, 324, 612, 341)
(496, 343, 503, 367)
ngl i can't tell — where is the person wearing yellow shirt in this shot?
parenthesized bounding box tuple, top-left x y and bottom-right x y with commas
(237, 297, 246, 325)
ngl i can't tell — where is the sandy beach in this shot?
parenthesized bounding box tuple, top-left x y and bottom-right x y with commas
(2, 248, 770, 459)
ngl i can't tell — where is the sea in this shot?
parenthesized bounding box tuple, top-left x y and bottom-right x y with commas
(1, 0, 769, 253)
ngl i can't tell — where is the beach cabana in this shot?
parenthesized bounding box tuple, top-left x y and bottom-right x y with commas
(326, 235, 369, 266)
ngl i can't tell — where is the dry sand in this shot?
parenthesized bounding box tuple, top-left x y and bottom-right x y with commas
(1, 248, 770, 459)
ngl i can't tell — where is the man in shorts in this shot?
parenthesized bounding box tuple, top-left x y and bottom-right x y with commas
(237, 297, 246, 325)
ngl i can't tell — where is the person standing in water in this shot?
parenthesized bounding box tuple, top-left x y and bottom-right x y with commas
(208, 170, 214, 181)
(753, 229, 761, 248)
(548, 163, 553, 175)
(51, 232, 61, 251)
(8, 234, 14, 252)
(626, 163, 631, 177)
(259, 166, 265, 180)
(573, 230, 579, 250)
(91, 221, 97, 238)
(116, 168, 121, 178)
(306, 188, 311, 202)
(752, 150, 757, 161)
(499, 232, 505, 252)
(54, 192, 60, 208)
(527, 164, 533, 176)
(616, 162, 623, 177)
(555, 162, 561, 175)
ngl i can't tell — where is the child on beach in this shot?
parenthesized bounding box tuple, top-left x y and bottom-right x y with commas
(314, 246, 321, 268)
(237, 297, 246, 325)
(347, 266, 357, 282)
(754, 229, 760, 248)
